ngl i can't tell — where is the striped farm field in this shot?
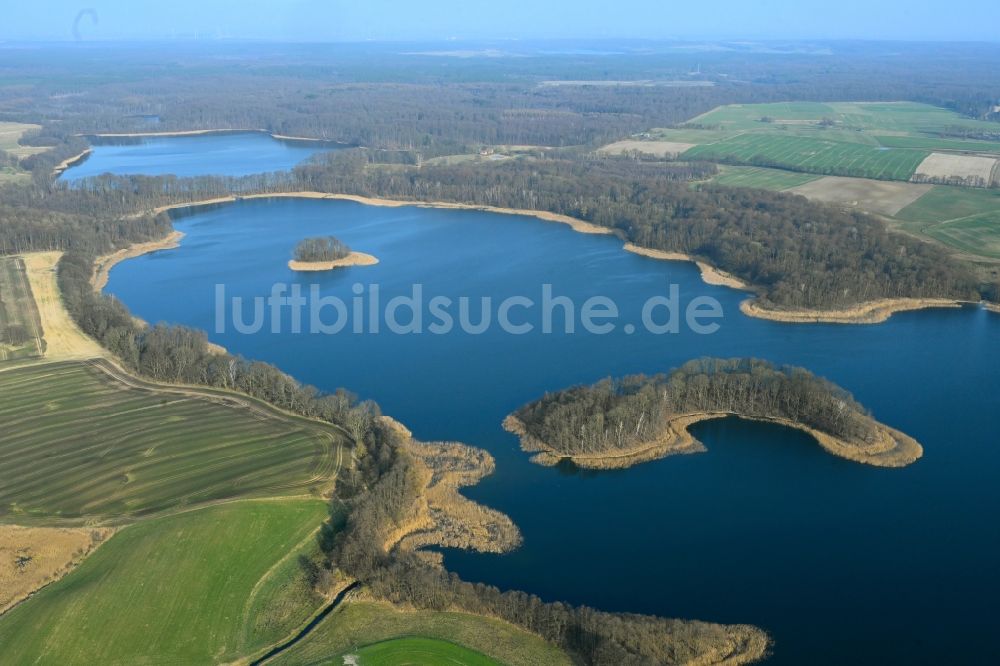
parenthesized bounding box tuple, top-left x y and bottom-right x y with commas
(711, 166, 820, 190)
(0, 256, 45, 364)
(921, 212, 1000, 259)
(684, 134, 929, 181)
(0, 499, 329, 664)
(0, 360, 346, 523)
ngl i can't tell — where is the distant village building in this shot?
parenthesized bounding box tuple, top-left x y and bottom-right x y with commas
(479, 147, 495, 156)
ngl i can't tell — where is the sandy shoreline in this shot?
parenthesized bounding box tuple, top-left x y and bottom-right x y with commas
(504, 412, 922, 470)
(623, 242, 751, 290)
(151, 191, 615, 235)
(146, 192, 997, 325)
(288, 251, 379, 271)
(92, 230, 184, 291)
(51, 148, 92, 176)
(739, 297, 967, 324)
(83, 128, 341, 144)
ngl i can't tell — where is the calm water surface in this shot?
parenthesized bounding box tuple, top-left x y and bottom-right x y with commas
(107, 197, 1000, 665)
(58, 132, 335, 181)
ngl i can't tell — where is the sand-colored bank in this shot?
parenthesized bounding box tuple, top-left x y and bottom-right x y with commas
(20, 252, 107, 363)
(152, 191, 615, 236)
(51, 148, 92, 177)
(504, 411, 922, 471)
(148, 192, 997, 324)
(739, 297, 967, 324)
(85, 128, 339, 144)
(0, 525, 114, 616)
(92, 230, 184, 291)
(288, 252, 379, 272)
(623, 242, 751, 290)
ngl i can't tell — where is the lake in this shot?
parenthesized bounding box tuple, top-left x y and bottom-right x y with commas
(58, 132, 336, 181)
(106, 196, 1000, 665)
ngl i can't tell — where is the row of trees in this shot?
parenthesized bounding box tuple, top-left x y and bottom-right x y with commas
(514, 358, 879, 456)
(57, 252, 393, 483)
(294, 150, 982, 308)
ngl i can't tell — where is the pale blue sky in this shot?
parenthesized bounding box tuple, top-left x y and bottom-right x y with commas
(3, 0, 999, 42)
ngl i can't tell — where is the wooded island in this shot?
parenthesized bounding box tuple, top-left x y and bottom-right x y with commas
(506, 358, 922, 469)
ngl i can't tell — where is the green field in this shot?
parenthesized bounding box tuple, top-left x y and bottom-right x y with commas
(0, 499, 329, 664)
(894, 186, 1000, 258)
(685, 133, 929, 181)
(875, 134, 1000, 155)
(0, 361, 345, 523)
(690, 101, 1000, 135)
(0, 257, 44, 364)
(270, 601, 573, 666)
(711, 165, 820, 190)
(347, 637, 500, 665)
(634, 101, 1000, 186)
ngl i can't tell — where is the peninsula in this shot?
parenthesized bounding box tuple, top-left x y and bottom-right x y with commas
(505, 358, 923, 469)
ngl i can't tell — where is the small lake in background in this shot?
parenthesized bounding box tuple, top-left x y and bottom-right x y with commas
(58, 132, 337, 181)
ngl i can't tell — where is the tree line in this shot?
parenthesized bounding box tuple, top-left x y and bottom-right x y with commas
(514, 358, 879, 456)
(323, 432, 763, 665)
(294, 151, 982, 309)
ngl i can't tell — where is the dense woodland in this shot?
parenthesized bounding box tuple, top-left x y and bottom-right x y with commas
(295, 152, 982, 308)
(514, 358, 878, 456)
(293, 236, 350, 263)
(324, 435, 761, 665)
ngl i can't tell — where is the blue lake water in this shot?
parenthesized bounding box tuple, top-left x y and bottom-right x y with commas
(58, 132, 336, 181)
(106, 197, 1000, 665)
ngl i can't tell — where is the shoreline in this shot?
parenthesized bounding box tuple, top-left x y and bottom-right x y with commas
(623, 242, 751, 290)
(91, 230, 184, 292)
(504, 412, 922, 471)
(142, 192, 997, 324)
(739, 297, 969, 324)
(151, 191, 616, 236)
(52, 148, 93, 177)
(82, 128, 343, 145)
(288, 251, 379, 271)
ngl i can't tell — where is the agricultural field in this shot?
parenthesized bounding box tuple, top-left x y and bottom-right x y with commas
(710, 165, 820, 190)
(619, 101, 1000, 185)
(346, 637, 501, 665)
(0, 122, 44, 159)
(0, 500, 329, 664)
(270, 601, 574, 666)
(0, 360, 346, 523)
(0, 256, 45, 364)
(0, 122, 44, 184)
(787, 176, 932, 217)
(684, 133, 930, 181)
(896, 186, 1000, 259)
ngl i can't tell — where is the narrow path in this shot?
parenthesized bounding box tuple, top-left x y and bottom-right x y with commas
(250, 581, 361, 665)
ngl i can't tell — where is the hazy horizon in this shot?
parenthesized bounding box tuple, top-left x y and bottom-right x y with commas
(3, 0, 1000, 43)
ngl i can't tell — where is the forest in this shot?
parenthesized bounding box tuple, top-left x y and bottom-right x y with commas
(513, 358, 880, 457)
(293, 236, 351, 263)
(322, 432, 764, 665)
(294, 152, 983, 308)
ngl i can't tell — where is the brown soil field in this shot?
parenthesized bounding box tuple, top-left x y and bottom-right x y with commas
(598, 139, 697, 157)
(914, 152, 998, 183)
(788, 175, 933, 216)
(0, 525, 113, 614)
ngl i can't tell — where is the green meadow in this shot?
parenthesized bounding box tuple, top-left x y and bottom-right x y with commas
(0, 500, 329, 664)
